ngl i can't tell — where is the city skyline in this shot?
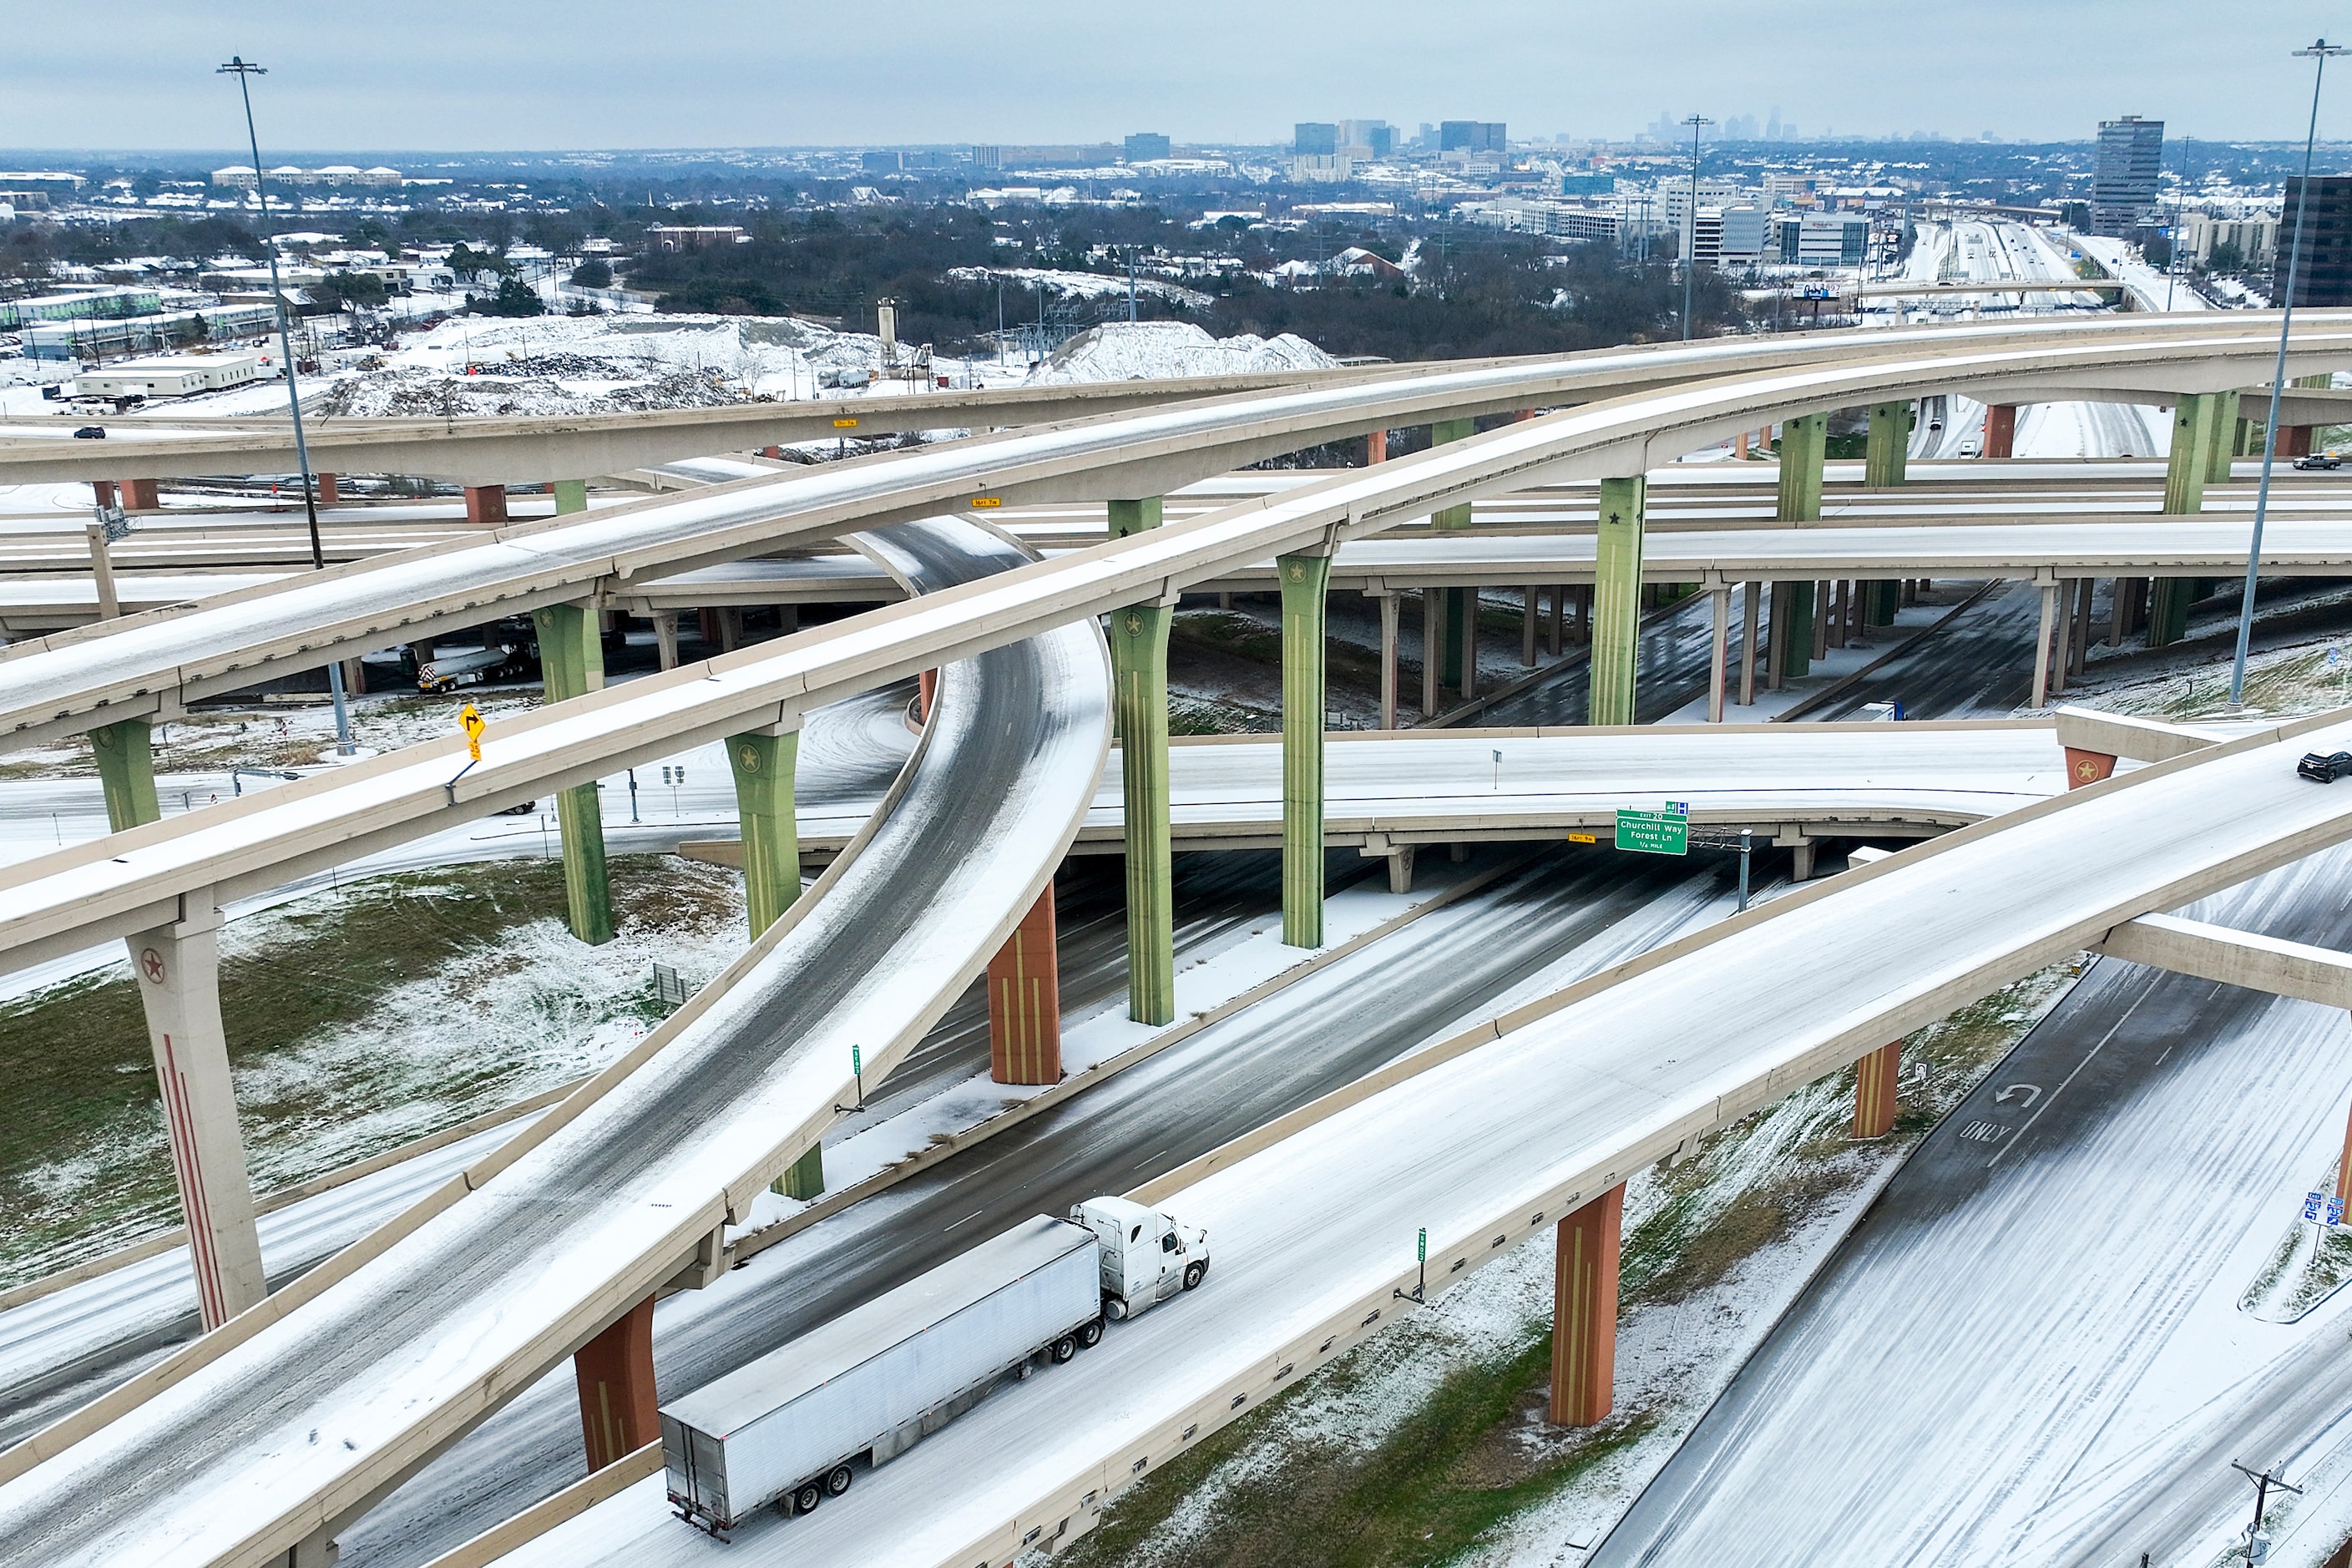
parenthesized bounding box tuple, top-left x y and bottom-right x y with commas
(4, 0, 2349, 153)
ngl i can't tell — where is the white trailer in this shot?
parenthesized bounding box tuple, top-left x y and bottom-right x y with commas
(661, 1202, 1210, 1534)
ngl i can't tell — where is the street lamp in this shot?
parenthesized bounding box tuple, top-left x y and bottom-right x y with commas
(2229, 37, 2345, 709)
(1682, 115, 1714, 341)
(219, 55, 353, 755)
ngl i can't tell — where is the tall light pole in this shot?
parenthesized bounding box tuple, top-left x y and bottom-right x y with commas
(219, 54, 353, 754)
(1682, 114, 1713, 340)
(2230, 38, 2344, 709)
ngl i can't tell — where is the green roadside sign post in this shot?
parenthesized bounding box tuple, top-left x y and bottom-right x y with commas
(1615, 801, 1690, 856)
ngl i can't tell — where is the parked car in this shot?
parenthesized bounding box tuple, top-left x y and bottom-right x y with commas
(2294, 453, 2341, 471)
(2297, 751, 2352, 782)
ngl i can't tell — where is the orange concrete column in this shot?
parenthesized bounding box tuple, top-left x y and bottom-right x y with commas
(917, 669, 938, 721)
(1515, 408, 1538, 422)
(989, 884, 1062, 1085)
(1366, 427, 1387, 464)
(1983, 404, 2017, 459)
(1548, 1182, 1625, 1427)
(315, 472, 339, 504)
(2063, 747, 2117, 789)
(463, 483, 508, 526)
(90, 480, 118, 508)
(574, 1296, 658, 1471)
(119, 478, 159, 509)
(761, 444, 783, 458)
(2279, 426, 2314, 458)
(1853, 1041, 1901, 1139)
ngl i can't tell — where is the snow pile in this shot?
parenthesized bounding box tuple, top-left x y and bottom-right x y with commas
(946, 266, 1213, 311)
(316, 364, 747, 418)
(1024, 321, 1336, 384)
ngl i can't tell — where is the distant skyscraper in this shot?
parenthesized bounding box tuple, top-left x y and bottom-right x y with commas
(1338, 119, 1392, 158)
(2278, 175, 2352, 307)
(1439, 120, 1506, 154)
(1124, 132, 1171, 162)
(1294, 123, 1338, 156)
(2092, 115, 2164, 237)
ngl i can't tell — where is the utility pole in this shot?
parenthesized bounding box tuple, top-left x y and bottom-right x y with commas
(1682, 114, 1714, 340)
(2231, 38, 2344, 709)
(2229, 1459, 2301, 1562)
(220, 53, 352, 755)
(2167, 135, 2193, 311)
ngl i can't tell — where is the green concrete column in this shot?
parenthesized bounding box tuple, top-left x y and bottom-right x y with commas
(2202, 390, 2242, 487)
(1775, 581, 1818, 679)
(2163, 393, 2219, 515)
(1864, 401, 1910, 488)
(1110, 601, 1174, 1024)
(1107, 496, 1174, 1025)
(532, 601, 615, 946)
(1777, 412, 1827, 521)
(1278, 553, 1331, 948)
(779, 1144, 824, 1201)
(1771, 414, 1826, 677)
(1108, 496, 1162, 538)
(1863, 580, 1900, 627)
(90, 718, 160, 832)
(1431, 418, 1477, 690)
(1587, 477, 1647, 726)
(726, 729, 801, 939)
(553, 478, 589, 514)
(2150, 393, 2221, 651)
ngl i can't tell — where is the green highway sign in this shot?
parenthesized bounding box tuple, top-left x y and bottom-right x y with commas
(1614, 802, 1689, 857)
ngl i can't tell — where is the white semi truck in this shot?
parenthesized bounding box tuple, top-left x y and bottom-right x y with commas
(661, 1196, 1208, 1535)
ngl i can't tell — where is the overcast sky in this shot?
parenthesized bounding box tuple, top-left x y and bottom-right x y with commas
(8, 0, 2351, 154)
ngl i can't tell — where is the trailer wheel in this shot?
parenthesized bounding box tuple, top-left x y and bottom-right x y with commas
(1182, 1259, 1207, 1292)
(826, 1464, 854, 1498)
(1051, 1334, 1078, 1363)
(793, 1480, 823, 1515)
(1077, 1318, 1105, 1348)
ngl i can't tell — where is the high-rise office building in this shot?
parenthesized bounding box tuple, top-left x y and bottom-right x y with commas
(1338, 119, 1393, 159)
(2092, 114, 2164, 237)
(2278, 175, 2352, 307)
(1294, 123, 1338, 156)
(1439, 120, 1507, 154)
(1123, 132, 1171, 162)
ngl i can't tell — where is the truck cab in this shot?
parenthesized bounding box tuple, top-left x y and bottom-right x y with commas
(1075, 1196, 1209, 1320)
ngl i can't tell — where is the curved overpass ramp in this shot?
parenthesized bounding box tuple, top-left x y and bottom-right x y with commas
(0, 518, 1111, 1568)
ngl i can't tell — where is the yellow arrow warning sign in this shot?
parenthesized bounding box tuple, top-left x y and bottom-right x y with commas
(459, 702, 485, 761)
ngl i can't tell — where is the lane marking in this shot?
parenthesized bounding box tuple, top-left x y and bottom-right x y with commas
(943, 1208, 984, 1232)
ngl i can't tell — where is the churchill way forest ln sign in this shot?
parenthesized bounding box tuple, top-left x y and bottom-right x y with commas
(1614, 802, 1689, 856)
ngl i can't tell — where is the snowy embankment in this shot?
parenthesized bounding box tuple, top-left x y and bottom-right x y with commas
(301, 314, 1335, 422)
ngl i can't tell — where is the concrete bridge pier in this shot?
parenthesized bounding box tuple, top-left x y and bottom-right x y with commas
(1864, 399, 1910, 488)
(1737, 581, 1761, 706)
(1852, 1041, 1902, 1138)
(1549, 1182, 1626, 1427)
(1372, 589, 1400, 730)
(726, 727, 801, 940)
(1109, 498, 1175, 1026)
(1707, 579, 1731, 722)
(128, 893, 266, 1329)
(1431, 418, 1476, 697)
(91, 717, 160, 832)
(650, 610, 680, 670)
(1279, 551, 1332, 948)
(463, 483, 508, 526)
(574, 1296, 658, 1473)
(1983, 403, 2019, 458)
(532, 602, 615, 945)
(314, 472, 338, 505)
(1586, 475, 1647, 726)
(2147, 392, 2226, 650)
(989, 887, 1062, 1085)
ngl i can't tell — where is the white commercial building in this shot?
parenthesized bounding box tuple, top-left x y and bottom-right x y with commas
(71, 353, 264, 399)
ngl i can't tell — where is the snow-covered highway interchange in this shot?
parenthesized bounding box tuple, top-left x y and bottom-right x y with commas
(7, 311, 2352, 1567)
